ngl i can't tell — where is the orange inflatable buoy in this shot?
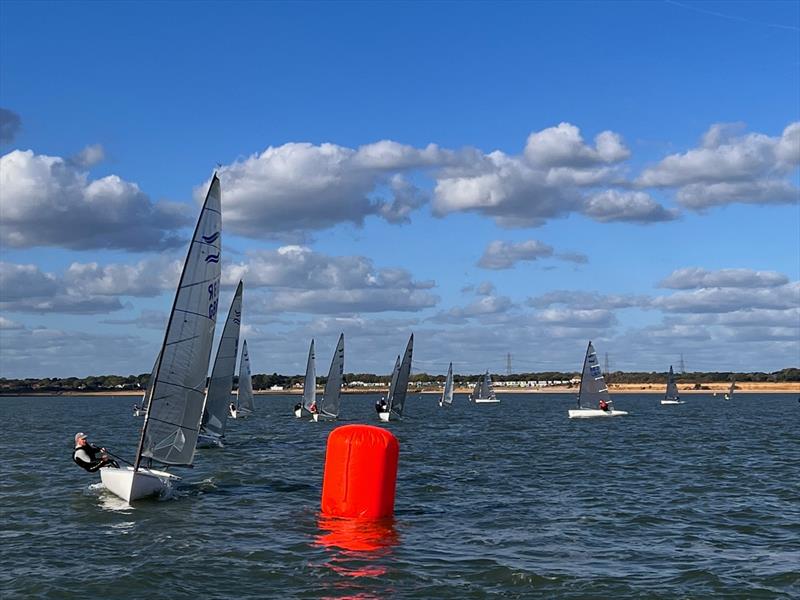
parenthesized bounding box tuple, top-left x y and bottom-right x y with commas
(321, 424, 399, 519)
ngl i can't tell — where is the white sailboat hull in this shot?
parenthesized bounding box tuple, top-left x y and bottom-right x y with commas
(568, 408, 628, 418)
(132, 409, 146, 416)
(196, 432, 224, 448)
(473, 397, 500, 404)
(378, 411, 392, 422)
(294, 407, 304, 418)
(661, 400, 684, 405)
(100, 466, 179, 503)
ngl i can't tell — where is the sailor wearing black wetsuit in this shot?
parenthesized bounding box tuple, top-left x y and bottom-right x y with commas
(73, 432, 118, 472)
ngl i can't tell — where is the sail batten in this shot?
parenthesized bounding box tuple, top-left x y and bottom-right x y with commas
(136, 175, 222, 469)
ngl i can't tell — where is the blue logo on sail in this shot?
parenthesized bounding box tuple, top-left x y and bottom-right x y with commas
(205, 253, 220, 263)
(202, 232, 220, 244)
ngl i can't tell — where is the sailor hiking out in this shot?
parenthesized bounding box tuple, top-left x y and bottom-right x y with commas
(73, 432, 119, 472)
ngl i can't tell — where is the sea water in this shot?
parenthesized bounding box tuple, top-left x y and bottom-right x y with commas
(0, 393, 798, 598)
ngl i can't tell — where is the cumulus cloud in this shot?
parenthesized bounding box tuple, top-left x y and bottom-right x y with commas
(652, 283, 799, 314)
(223, 245, 438, 314)
(524, 123, 630, 167)
(476, 281, 496, 296)
(0, 108, 21, 144)
(477, 240, 554, 269)
(527, 290, 650, 310)
(0, 150, 190, 250)
(430, 294, 514, 324)
(70, 143, 106, 168)
(581, 190, 679, 223)
(638, 121, 800, 210)
(533, 307, 618, 328)
(0, 316, 23, 330)
(0, 258, 181, 315)
(658, 267, 789, 289)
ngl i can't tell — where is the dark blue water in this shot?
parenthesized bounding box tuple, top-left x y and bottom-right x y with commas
(1, 393, 798, 599)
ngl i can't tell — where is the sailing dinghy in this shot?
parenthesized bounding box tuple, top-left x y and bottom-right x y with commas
(378, 334, 413, 422)
(661, 365, 684, 405)
(439, 362, 454, 407)
(198, 281, 243, 447)
(100, 175, 223, 503)
(313, 333, 344, 422)
(295, 340, 317, 418)
(724, 378, 735, 401)
(470, 371, 498, 403)
(568, 341, 628, 418)
(234, 340, 255, 417)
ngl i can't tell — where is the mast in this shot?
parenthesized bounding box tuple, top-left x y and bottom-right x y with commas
(134, 174, 222, 472)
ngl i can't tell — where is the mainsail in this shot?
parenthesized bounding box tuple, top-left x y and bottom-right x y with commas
(665, 365, 680, 402)
(577, 341, 610, 409)
(481, 371, 494, 400)
(726, 378, 736, 399)
(237, 340, 255, 413)
(319, 333, 344, 418)
(471, 378, 481, 400)
(442, 362, 454, 405)
(135, 174, 222, 469)
(303, 339, 316, 412)
(201, 281, 243, 437)
(390, 334, 414, 417)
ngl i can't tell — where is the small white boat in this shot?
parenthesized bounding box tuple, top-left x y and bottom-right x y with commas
(314, 333, 345, 422)
(661, 365, 685, 405)
(99, 175, 223, 503)
(439, 362, 454, 407)
(568, 341, 627, 419)
(377, 334, 413, 422)
(470, 371, 499, 403)
(100, 466, 180, 503)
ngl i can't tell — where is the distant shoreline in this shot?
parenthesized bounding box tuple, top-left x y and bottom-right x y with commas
(2, 381, 798, 397)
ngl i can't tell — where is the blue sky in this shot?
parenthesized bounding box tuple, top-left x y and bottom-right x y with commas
(1, 1, 798, 378)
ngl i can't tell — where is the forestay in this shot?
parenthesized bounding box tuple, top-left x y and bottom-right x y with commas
(201, 281, 243, 437)
(137, 175, 222, 467)
(237, 340, 255, 413)
(577, 341, 610, 409)
(320, 333, 344, 418)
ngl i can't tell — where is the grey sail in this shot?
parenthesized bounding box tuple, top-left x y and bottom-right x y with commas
(137, 175, 222, 468)
(302, 339, 316, 411)
(471, 378, 481, 400)
(201, 281, 243, 437)
(665, 365, 680, 401)
(727, 378, 735, 399)
(442, 362, 454, 405)
(577, 341, 610, 409)
(386, 355, 401, 405)
(237, 340, 255, 413)
(320, 333, 344, 418)
(481, 371, 494, 400)
(390, 334, 414, 417)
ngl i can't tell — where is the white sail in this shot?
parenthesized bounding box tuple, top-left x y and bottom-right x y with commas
(302, 339, 316, 412)
(201, 281, 243, 437)
(136, 175, 222, 468)
(471, 378, 481, 400)
(237, 340, 255, 413)
(665, 365, 680, 402)
(319, 334, 344, 419)
(441, 362, 454, 406)
(390, 334, 413, 417)
(577, 341, 611, 409)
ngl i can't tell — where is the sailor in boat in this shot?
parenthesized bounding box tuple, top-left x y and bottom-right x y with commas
(375, 398, 388, 414)
(309, 400, 318, 415)
(229, 401, 236, 415)
(72, 432, 118, 472)
(598, 399, 610, 412)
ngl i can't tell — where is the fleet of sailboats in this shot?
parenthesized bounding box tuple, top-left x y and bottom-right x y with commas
(568, 341, 628, 418)
(377, 334, 413, 422)
(470, 371, 498, 403)
(197, 281, 244, 446)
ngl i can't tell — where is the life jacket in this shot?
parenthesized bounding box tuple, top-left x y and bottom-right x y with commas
(73, 444, 99, 471)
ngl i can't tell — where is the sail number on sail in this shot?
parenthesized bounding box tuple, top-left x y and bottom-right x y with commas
(208, 281, 220, 320)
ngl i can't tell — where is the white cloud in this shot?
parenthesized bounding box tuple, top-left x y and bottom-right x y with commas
(534, 307, 618, 327)
(652, 282, 799, 313)
(524, 123, 630, 167)
(0, 316, 23, 330)
(430, 294, 514, 323)
(527, 290, 649, 310)
(70, 143, 105, 168)
(582, 190, 679, 223)
(477, 240, 554, 269)
(659, 267, 789, 289)
(224, 245, 438, 314)
(637, 121, 800, 210)
(476, 281, 496, 296)
(0, 149, 189, 250)
(63, 257, 181, 296)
